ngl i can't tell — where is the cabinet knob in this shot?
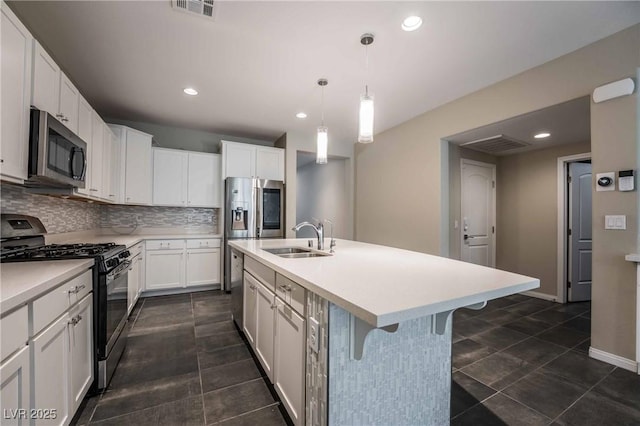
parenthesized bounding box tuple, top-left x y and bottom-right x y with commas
(56, 113, 64, 118)
(0, 159, 4, 163)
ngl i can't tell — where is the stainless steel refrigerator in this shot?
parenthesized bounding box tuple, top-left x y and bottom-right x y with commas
(224, 178, 285, 324)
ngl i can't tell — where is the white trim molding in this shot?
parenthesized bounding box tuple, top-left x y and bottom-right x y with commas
(556, 152, 591, 303)
(589, 347, 638, 373)
(523, 290, 558, 302)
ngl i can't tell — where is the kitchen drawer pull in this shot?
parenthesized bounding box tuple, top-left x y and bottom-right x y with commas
(249, 284, 256, 290)
(270, 303, 277, 310)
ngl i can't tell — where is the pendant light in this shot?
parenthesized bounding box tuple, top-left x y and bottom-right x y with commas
(358, 33, 375, 143)
(316, 78, 328, 164)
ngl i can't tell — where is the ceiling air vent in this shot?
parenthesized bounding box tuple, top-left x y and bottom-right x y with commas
(460, 134, 529, 154)
(172, 0, 216, 20)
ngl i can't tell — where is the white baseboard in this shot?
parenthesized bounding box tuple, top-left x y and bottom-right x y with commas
(522, 290, 558, 302)
(589, 347, 638, 372)
(141, 284, 222, 298)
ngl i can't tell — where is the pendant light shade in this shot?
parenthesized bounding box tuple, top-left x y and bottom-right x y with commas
(358, 33, 375, 144)
(316, 126, 328, 164)
(316, 78, 328, 164)
(358, 92, 374, 143)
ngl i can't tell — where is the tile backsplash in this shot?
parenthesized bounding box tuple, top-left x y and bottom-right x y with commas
(1, 184, 219, 234)
(1, 184, 102, 233)
(102, 205, 218, 232)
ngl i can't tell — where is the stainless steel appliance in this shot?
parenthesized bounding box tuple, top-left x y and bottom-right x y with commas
(27, 108, 87, 188)
(0, 214, 129, 392)
(224, 177, 284, 302)
(230, 247, 244, 328)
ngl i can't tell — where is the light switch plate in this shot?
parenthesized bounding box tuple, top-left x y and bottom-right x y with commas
(309, 317, 320, 353)
(605, 215, 626, 230)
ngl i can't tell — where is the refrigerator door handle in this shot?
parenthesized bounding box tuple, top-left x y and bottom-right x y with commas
(255, 185, 262, 238)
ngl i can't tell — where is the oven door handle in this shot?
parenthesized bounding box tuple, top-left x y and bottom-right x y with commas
(108, 260, 131, 282)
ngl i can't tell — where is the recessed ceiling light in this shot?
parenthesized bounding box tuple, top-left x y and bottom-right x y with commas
(534, 132, 551, 139)
(402, 16, 423, 32)
(183, 87, 198, 96)
(296, 112, 307, 119)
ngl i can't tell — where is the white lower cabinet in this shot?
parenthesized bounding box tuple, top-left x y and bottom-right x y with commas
(242, 263, 306, 425)
(32, 312, 71, 426)
(32, 293, 93, 426)
(0, 346, 30, 426)
(144, 239, 222, 292)
(274, 299, 306, 426)
(186, 248, 221, 287)
(243, 272, 258, 347)
(69, 295, 93, 414)
(254, 280, 275, 381)
(145, 249, 185, 291)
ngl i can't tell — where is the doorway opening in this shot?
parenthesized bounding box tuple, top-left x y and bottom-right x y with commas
(557, 153, 592, 303)
(295, 151, 351, 240)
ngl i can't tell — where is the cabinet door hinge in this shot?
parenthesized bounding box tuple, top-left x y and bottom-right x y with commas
(567, 280, 572, 288)
(568, 176, 572, 184)
(492, 226, 495, 234)
(492, 181, 495, 188)
(568, 228, 572, 236)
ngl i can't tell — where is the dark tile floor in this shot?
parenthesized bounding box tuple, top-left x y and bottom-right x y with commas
(71, 291, 288, 426)
(71, 291, 640, 426)
(451, 294, 640, 425)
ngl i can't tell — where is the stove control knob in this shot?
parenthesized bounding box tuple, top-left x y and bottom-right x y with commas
(106, 258, 119, 269)
(119, 250, 131, 259)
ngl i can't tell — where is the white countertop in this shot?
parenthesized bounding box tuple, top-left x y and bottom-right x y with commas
(625, 253, 640, 262)
(230, 238, 540, 327)
(1, 259, 95, 314)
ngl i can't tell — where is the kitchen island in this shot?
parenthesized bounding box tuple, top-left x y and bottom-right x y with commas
(229, 238, 539, 426)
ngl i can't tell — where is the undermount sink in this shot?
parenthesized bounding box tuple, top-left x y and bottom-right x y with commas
(263, 247, 331, 258)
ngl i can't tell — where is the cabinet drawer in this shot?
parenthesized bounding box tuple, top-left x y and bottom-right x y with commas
(0, 305, 28, 362)
(245, 256, 275, 290)
(146, 239, 186, 250)
(186, 238, 221, 249)
(276, 273, 306, 316)
(33, 269, 92, 335)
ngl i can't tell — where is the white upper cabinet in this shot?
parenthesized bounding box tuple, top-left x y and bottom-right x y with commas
(31, 41, 60, 115)
(58, 73, 79, 133)
(102, 125, 114, 202)
(0, 2, 32, 183)
(152, 148, 221, 208)
(222, 141, 284, 181)
(115, 126, 153, 205)
(256, 146, 285, 182)
(76, 97, 93, 196)
(223, 142, 256, 179)
(32, 41, 81, 134)
(153, 148, 188, 206)
(89, 111, 104, 198)
(187, 152, 221, 207)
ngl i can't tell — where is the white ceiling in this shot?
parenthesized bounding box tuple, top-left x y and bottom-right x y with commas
(446, 96, 591, 156)
(9, 1, 640, 148)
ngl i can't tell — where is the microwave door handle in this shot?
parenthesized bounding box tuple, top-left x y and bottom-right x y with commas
(69, 147, 86, 180)
(76, 148, 87, 180)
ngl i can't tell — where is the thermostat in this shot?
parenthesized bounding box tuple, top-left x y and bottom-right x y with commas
(619, 170, 635, 192)
(596, 172, 615, 192)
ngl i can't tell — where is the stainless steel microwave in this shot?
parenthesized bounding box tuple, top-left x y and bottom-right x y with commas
(27, 108, 87, 188)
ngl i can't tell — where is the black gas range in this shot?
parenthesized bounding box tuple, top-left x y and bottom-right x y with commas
(1, 214, 131, 392)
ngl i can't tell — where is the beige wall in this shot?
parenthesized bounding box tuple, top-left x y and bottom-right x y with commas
(496, 142, 591, 297)
(355, 24, 639, 361)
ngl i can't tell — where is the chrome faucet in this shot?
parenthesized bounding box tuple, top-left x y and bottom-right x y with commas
(292, 221, 324, 250)
(324, 219, 336, 253)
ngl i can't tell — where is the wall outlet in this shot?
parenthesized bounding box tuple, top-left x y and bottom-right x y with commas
(309, 317, 320, 353)
(605, 215, 626, 230)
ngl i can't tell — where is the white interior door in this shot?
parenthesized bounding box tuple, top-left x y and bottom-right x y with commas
(461, 160, 496, 267)
(568, 162, 592, 302)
